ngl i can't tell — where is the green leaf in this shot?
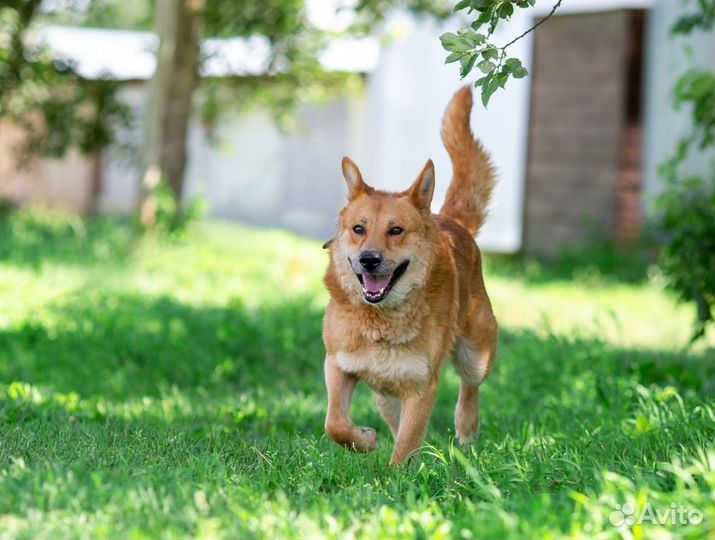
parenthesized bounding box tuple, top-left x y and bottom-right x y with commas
(504, 57, 522, 71)
(477, 59, 496, 74)
(497, 71, 510, 88)
(445, 52, 463, 64)
(462, 30, 487, 46)
(488, 15, 499, 34)
(512, 66, 529, 79)
(498, 1, 514, 18)
(439, 32, 460, 52)
(481, 76, 499, 107)
(460, 53, 478, 78)
(477, 9, 493, 25)
(482, 47, 499, 60)
(453, 0, 472, 12)
(439, 33, 472, 53)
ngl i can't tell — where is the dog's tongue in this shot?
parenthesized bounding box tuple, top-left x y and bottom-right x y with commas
(363, 274, 390, 293)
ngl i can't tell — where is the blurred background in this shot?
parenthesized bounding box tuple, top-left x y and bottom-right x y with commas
(1, 0, 712, 253)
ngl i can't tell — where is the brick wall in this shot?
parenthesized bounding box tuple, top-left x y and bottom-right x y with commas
(523, 10, 632, 255)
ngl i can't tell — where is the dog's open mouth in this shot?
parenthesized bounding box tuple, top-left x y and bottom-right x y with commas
(357, 261, 409, 304)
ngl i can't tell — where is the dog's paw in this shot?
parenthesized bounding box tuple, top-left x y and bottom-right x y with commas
(456, 424, 480, 446)
(353, 427, 378, 452)
(455, 405, 480, 446)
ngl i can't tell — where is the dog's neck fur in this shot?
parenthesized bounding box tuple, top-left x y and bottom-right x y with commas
(350, 293, 425, 344)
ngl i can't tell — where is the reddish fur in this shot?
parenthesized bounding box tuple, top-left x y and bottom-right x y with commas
(440, 86, 497, 236)
(322, 87, 498, 465)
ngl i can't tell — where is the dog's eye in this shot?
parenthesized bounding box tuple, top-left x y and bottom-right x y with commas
(352, 225, 365, 235)
(388, 226, 404, 236)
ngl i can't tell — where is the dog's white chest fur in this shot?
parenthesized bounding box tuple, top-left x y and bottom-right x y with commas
(336, 346, 430, 386)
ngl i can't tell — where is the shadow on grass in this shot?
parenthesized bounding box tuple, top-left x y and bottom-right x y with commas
(0, 293, 326, 400)
(1, 289, 712, 420)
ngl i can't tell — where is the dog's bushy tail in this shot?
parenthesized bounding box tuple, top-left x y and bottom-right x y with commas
(439, 86, 496, 236)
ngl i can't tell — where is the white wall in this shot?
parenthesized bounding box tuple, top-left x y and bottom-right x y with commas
(99, 83, 144, 213)
(183, 108, 285, 225)
(100, 84, 361, 239)
(364, 12, 533, 253)
(642, 0, 715, 209)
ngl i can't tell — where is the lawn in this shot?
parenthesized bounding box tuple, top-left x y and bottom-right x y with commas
(0, 209, 713, 539)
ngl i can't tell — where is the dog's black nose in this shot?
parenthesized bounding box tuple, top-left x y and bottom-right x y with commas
(359, 251, 382, 271)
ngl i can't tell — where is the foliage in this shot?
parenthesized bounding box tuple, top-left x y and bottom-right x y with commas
(440, 0, 560, 106)
(0, 210, 713, 538)
(198, 0, 339, 124)
(654, 173, 714, 342)
(194, 0, 451, 125)
(30, 0, 359, 132)
(37, 0, 154, 31)
(138, 180, 207, 238)
(653, 0, 715, 342)
(196, 0, 452, 125)
(350, 0, 453, 31)
(0, 1, 129, 162)
(4, 0, 435, 214)
(671, 0, 715, 34)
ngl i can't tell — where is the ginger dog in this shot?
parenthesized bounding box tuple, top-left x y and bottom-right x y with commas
(322, 86, 498, 465)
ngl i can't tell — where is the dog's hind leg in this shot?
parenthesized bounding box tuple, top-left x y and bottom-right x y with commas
(453, 303, 497, 445)
(374, 392, 401, 438)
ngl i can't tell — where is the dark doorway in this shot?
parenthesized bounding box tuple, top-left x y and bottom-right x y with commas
(522, 9, 647, 255)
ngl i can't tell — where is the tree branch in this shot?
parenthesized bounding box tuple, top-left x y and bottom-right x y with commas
(501, 0, 563, 51)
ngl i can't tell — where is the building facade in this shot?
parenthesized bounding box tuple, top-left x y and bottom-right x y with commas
(0, 0, 712, 254)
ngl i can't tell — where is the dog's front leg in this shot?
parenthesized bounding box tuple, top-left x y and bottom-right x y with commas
(390, 380, 439, 465)
(324, 355, 378, 452)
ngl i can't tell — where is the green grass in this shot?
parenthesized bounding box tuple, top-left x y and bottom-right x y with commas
(0, 209, 713, 540)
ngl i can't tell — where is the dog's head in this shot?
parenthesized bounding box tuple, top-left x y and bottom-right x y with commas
(328, 157, 438, 308)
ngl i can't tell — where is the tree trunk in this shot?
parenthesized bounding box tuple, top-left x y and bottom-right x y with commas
(141, 0, 203, 227)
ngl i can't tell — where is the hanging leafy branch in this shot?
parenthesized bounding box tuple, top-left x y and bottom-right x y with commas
(654, 0, 715, 343)
(439, 0, 561, 106)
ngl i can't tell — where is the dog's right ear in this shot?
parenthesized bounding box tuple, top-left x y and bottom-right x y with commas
(342, 156, 368, 200)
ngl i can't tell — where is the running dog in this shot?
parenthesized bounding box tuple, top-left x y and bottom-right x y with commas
(322, 86, 498, 465)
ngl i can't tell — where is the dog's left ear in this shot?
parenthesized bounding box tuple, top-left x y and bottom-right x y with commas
(408, 159, 435, 213)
